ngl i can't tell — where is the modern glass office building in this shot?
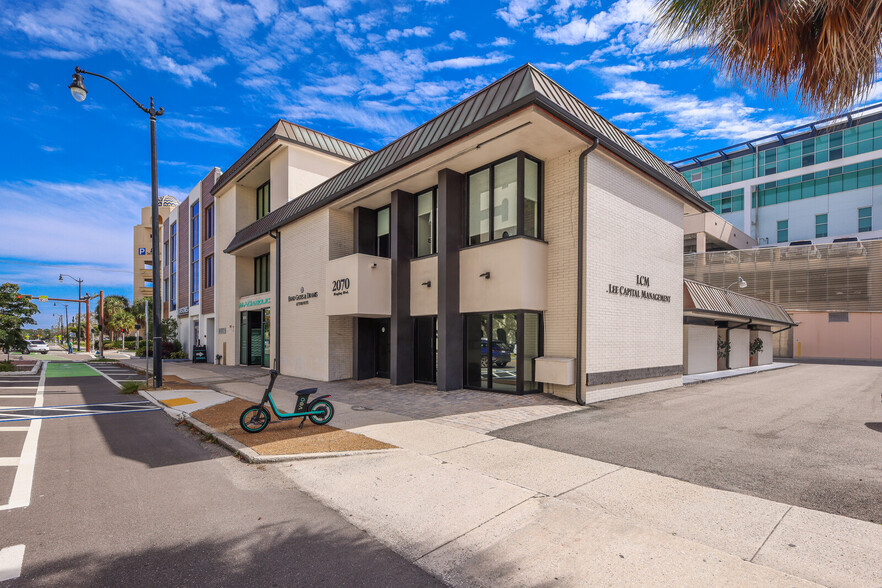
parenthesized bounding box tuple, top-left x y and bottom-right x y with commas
(673, 104, 882, 245)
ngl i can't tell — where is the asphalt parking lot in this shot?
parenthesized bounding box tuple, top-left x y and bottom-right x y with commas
(494, 363, 882, 523)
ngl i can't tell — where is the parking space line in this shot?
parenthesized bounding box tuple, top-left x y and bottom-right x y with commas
(0, 395, 38, 399)
(0, 458, 20, 467)
(0, 426, 29, 432)
(0, 364, 44, 511)
(0, 544, 25, 582)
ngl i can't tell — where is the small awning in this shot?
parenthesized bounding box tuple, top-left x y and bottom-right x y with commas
(683, 279, 796, 326)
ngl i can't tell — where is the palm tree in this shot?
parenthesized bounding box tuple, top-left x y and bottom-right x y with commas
(654, 0, 882, 112)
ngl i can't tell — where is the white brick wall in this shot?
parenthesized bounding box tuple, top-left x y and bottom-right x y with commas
(542, 149, 581, 402)
(584, 151, 684, 381)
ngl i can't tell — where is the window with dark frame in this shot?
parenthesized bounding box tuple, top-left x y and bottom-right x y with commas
(205, 204, 214, 239)
(191, 202, 200, 305)
(858, 206, 872, 232)
(254, 254, 270, 294)
(205, 255, 214, 288)
(777, 219, 788, 243)
(376, 206, 391, 258)
(415, 188, 437, 258)
(170, 222, 177, 310)
(816, 213, 828, 238)
(466, 152, 542, 247)
(256, 182, 270, 220)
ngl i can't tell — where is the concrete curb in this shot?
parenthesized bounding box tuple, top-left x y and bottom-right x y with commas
(137, 390, 400, 464)
(683, 363, 797, 385)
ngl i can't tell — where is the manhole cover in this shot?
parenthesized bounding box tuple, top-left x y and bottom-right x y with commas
(350, 406, 373, 411)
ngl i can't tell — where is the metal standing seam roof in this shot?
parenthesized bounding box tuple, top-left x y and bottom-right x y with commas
(683, 279, 796, 325)
(211, 120, 373, 198)
(225, 63, 711, 253)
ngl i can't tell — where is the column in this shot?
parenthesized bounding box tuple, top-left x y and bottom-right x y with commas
(390, 190, 414, 385)
(437, 169, 465, 390)
(352, 207, 377, 380)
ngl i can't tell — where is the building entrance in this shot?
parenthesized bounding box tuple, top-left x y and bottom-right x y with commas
(464, 311, 542, 395)
(375, 318, 390, 378)
(239, 309, 270, 367)
(414, 316, 437, 384)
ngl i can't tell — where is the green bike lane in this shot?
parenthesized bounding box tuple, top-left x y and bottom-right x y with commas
(0, 362, 442, 585)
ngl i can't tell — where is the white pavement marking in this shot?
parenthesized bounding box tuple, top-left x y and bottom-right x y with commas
(0, 426, 29, 432)
(0, 458, 20, 466)
(0, 363, 44, 511)
(0, 545, 25, 582)
(92, 365, 122, 390)
(0, 395, 37, 399)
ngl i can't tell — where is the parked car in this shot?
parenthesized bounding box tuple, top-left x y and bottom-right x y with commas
(480, 338, 512, 368)
(25, 340, 49, 354)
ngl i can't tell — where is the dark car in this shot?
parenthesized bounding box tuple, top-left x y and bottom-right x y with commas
(480, 338, 512, 368)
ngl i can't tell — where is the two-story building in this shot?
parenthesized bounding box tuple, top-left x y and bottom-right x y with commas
(208, 64, 718, 404)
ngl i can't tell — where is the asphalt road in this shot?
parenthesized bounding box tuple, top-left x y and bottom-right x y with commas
(493, 363, 882, 523)
(0, 362, 442, 586)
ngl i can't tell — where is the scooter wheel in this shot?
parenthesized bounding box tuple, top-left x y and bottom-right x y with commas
(308, 400, 334, 426)
(240, 406, 270, 433)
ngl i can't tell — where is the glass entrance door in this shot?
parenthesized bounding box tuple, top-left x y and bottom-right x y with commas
(240, 310, 269, 367)
(465, 311, 542, 394)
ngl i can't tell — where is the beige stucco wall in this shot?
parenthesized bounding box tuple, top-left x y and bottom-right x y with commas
(684, 324, 718, 374)
(410, 256, 438, 317)
(324, 254, 391, 317)
(459, 237, 548, 314)
(215, 184, 243, 365)
(729, 328, 750, 368)
(790, 311, 882, 360)
(583, 150, 684, 401)
(757, 330, 773, 365)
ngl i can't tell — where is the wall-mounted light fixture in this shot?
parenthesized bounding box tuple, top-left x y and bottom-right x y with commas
(421, 281, 431, 287)
(370, 263, 377, 269)
(479, 272, 491, 280)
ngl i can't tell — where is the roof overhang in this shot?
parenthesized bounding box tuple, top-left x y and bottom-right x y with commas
(683, 279, 796, 326)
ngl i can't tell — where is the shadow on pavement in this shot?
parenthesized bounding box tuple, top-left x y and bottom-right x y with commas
(866, 422, 882, 433)
(42, 375, 212, 469)
(13, 522, 442, 587)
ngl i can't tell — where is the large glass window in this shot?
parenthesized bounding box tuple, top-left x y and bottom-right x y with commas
(254, 254, 270, 294)
(170, 222, 177, 310)
(777, 220, 789, 243)
(376, 206, 390, 258)
(415, 189, 436, 257)
(205, 204, 214, 239)
(191, 202, 200, 305)
(858, 206, 872, 232)
(816, 214, 828, 238)
(465, 311, 542, 395)
(256, 182, 270, 220)
(467, 152, 542, 246)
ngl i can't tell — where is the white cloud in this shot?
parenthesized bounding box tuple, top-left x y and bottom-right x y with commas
(610, 111, 648, 122)
(0, 179, 185, 275)
(597, 78, 810, 143)
(449, 30, 467, 41)
(164, 119, 244, 146)
(492, 36, 514, 46)
(534, 59, 591, 72)
(497, 0, 546, 27)
(536, 0, 655, 45)
(427, 52, 511, 70)
(40, 145, 62, 152)
(28, 82, 39, 91)
(386, 26, 433, 41)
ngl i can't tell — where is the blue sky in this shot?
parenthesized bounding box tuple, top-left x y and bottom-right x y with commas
(2, 0, 879, 327)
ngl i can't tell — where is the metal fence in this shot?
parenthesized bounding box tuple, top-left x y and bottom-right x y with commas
(684, 240, 882, 312)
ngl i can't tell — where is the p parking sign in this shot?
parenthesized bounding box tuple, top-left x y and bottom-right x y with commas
(138, 247, 146, 255)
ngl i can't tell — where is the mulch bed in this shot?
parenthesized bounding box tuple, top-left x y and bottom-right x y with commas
(192, 398, 396, 456)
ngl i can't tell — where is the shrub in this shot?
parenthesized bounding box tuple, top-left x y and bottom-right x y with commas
(120, 380, 145, 394)
(750, 337, 764, 356)
(0, 361, 14, 372)
(717, 338, 731, 359)
(169, 350, 189, 359)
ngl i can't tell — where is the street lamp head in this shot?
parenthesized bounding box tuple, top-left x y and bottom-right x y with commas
(737, 276, 748, 289)
(58, 274, 63, 282)
(69, 72, 87, 102)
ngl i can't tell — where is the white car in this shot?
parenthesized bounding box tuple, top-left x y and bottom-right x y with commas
(26, 340, 49, 354)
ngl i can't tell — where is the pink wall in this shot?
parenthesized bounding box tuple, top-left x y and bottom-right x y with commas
(791, 312, 882, 360)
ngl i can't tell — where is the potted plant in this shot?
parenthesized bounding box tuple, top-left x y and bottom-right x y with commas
(749, 336, 764, 366)
(717, 337, 730, 370)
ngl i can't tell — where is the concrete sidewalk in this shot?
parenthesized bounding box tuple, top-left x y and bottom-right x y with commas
(129, 360, 881, 587)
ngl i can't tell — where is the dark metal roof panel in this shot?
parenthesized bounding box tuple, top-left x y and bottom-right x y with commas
(684, 279, 796, 325)
(226, 64, 710, 253)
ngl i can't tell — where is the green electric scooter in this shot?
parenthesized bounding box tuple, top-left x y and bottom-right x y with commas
(239, 369, 334, 433)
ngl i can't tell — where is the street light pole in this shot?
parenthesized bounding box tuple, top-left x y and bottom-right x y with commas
(59, 274, 83, 351)
(68, 67, 163, 387)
